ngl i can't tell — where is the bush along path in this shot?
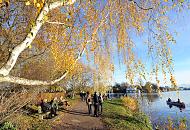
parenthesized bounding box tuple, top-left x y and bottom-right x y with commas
(52, 99, 108, 130)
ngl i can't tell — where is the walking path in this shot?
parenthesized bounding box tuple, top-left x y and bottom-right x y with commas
(51, 100, 107, 130)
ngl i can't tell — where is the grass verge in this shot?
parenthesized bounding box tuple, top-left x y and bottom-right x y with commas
(102, 98, 152, 130)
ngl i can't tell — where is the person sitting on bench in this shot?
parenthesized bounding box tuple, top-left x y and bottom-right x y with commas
(40, 99, 51, 113)
(50, 98, 58, 117)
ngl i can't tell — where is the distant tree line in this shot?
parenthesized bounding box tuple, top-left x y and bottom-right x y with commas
(111, 82, 177, 93)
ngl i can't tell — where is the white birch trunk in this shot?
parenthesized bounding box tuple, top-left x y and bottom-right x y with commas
(0, 0, 76, 76)
(0, 46, 85, 86)
(0, 0, 109, 86)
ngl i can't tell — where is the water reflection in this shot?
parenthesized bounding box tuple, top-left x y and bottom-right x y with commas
(167, 103, 185, 112)
(139, 91, 190, 128)
(146, 94, 160, 102)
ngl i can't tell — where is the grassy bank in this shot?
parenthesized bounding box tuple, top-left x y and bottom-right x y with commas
(102, 98, 152, 130)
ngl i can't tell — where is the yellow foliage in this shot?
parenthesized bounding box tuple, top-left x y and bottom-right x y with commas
(68, 0, 75, 5)
(25, 1, 30, 5)
(179, 120, 187, 130)
(28, 44, 32, 49)
(36, 3, 40, 8)
(122, 97, 138, 111)
(33, 0, 36, 5)
(166, 117, 174, 130)
(1, 0, 184, 88)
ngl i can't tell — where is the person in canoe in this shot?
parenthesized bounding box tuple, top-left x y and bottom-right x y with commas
(177, 98, 181, 103)
(167, 98, 171, 102)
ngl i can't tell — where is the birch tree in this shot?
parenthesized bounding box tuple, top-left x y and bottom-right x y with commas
(0, 0, 188, 86)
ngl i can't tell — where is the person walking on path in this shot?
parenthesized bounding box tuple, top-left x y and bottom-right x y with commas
(93, 92, 99, 117)
(98, 93, 103, 115)
(86, 91, 92, 115)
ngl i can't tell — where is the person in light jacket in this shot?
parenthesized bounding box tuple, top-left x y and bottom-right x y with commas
(86, 91, 92, 115)
(98, 93, 103, 114)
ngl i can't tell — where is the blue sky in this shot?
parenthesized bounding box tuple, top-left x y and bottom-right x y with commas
(112, 9, 190, 86)
(171, 15, 190, 86)
(80, 4, 190, 87)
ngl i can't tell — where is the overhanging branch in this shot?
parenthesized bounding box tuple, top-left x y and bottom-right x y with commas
(0, 0, 76, 76)
(129, 0, 153, 10)
(0, 44, 86, 86)
(46, 21, 72, 27)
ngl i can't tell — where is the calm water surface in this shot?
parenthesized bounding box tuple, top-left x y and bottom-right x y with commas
(139, 90, 190, 128)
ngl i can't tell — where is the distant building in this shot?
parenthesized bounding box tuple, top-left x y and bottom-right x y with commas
(179, 87, 184, 90)
(126, 87, 136, 93)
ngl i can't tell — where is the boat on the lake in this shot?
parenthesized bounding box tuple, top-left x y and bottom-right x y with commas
(166, 101, 185, 108)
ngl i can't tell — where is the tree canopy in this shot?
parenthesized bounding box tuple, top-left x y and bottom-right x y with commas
(0, 0, 188, 87)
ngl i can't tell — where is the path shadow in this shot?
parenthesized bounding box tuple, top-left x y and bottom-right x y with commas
(53, 122, 107, 130)
(61, 109, 90, 116)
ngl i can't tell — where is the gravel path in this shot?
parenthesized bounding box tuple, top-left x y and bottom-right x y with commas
(52, 100, 108, 130)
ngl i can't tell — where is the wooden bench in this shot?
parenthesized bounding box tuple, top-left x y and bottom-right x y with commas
(39, 111, 51, 119)
(37, 105, 51, 119)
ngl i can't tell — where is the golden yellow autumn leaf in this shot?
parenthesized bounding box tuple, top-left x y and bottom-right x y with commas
(28, 45, 32, 49)
(68, 0, 75, 5)
(33, 0, 37, 5)
(43, 15, 48, 21)
(25, 1, 30, 5)
(36, 3, 40, 7)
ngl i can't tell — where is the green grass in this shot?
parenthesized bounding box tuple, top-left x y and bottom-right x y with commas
(7, 114, 51, 130)
(102, 98, 152, 130)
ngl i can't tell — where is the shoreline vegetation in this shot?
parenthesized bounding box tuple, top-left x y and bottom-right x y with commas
(102, 98, 152, 130)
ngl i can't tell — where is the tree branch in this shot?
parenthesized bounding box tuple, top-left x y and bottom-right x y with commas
(0, 0, 109, 85)
(0, 44, 85, 86)
(46, 21, 72, 27)
(129, 0, 153, 10)
(0, 0, 76, 76)
(18, 44, 51, 64)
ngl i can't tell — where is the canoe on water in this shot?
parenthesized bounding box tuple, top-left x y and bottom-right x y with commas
(166, 101, 185, 108)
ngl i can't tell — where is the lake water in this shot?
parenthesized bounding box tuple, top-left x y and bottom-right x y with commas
(139, 90, 190, 129)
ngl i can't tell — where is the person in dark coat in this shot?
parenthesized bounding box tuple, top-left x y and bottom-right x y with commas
(93, 92, 99, 117)
(40, 99, 51, 113)
(98, 93, 103, 115)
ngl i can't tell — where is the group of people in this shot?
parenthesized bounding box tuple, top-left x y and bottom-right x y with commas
(86, 91, 103, 117)
(167, 98, 181, 103)
(40, 98, 58, 117)
(40, 96, 68, 118)
(80, 91, 86, 101)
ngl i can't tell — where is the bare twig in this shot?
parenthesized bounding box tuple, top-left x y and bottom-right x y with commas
(129, 0, 153, 10)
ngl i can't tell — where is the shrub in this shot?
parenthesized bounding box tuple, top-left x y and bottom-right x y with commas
(179, 118, 187, 130)
(0, 122, 17, 130)
(49, 86, 65, 92)
(121, 97, 138, 111)
(36, 92, 65, 103)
